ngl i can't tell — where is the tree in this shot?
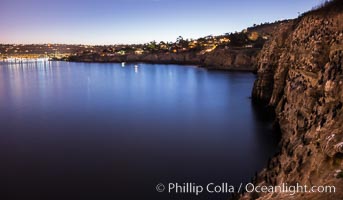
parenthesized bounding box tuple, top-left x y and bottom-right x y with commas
(147, 41, 157, 51)
(176, 36, 184, 44)
(229, 33, 249, 47)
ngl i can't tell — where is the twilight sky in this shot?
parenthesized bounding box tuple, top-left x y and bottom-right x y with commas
(0, 0, 323, 44)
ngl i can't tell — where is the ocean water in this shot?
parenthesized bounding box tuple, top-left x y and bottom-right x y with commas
(0, 61, 279, 200)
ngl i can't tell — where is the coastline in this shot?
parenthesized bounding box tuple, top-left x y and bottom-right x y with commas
(60, 48, 259, 72)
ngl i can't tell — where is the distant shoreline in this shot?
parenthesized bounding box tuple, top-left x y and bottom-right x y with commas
(61, 48, 259, 72)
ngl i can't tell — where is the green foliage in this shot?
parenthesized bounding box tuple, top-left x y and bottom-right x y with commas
(146, 40, 158, 52)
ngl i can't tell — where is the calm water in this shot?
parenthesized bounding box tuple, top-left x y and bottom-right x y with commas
(0, 61, 279, 200)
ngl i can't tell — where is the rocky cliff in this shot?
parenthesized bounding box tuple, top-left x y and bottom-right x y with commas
(68, 48, 258, 71)
(247, 1, 343, 199)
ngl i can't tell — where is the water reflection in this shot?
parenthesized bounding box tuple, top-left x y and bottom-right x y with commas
(0, 62, 279, 200)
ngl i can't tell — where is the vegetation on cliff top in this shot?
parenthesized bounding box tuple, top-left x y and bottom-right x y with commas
(302, 0, 343, 17)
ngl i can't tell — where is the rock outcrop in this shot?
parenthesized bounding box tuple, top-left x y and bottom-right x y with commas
(247, 1, 343, 199)
(68, 48, 259, 71)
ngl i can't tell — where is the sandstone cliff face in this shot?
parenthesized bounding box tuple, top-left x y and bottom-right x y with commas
(248, 5, 343, 200)
(69, 49, 258, 71)
(203, 49, 257, 70)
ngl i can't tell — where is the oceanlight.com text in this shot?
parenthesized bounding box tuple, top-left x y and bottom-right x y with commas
(155, 182, 336, 196)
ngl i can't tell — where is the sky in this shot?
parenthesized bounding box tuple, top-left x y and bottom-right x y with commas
(0, 0, 323, 45)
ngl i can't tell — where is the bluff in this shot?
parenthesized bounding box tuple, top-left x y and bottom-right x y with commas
(68, 48, 258, 71)
(246, 1, 343, 199)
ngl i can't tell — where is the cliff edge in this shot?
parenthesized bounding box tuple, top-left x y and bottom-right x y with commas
(248, 1, 343, 199)
(68, 48, 258, 71)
